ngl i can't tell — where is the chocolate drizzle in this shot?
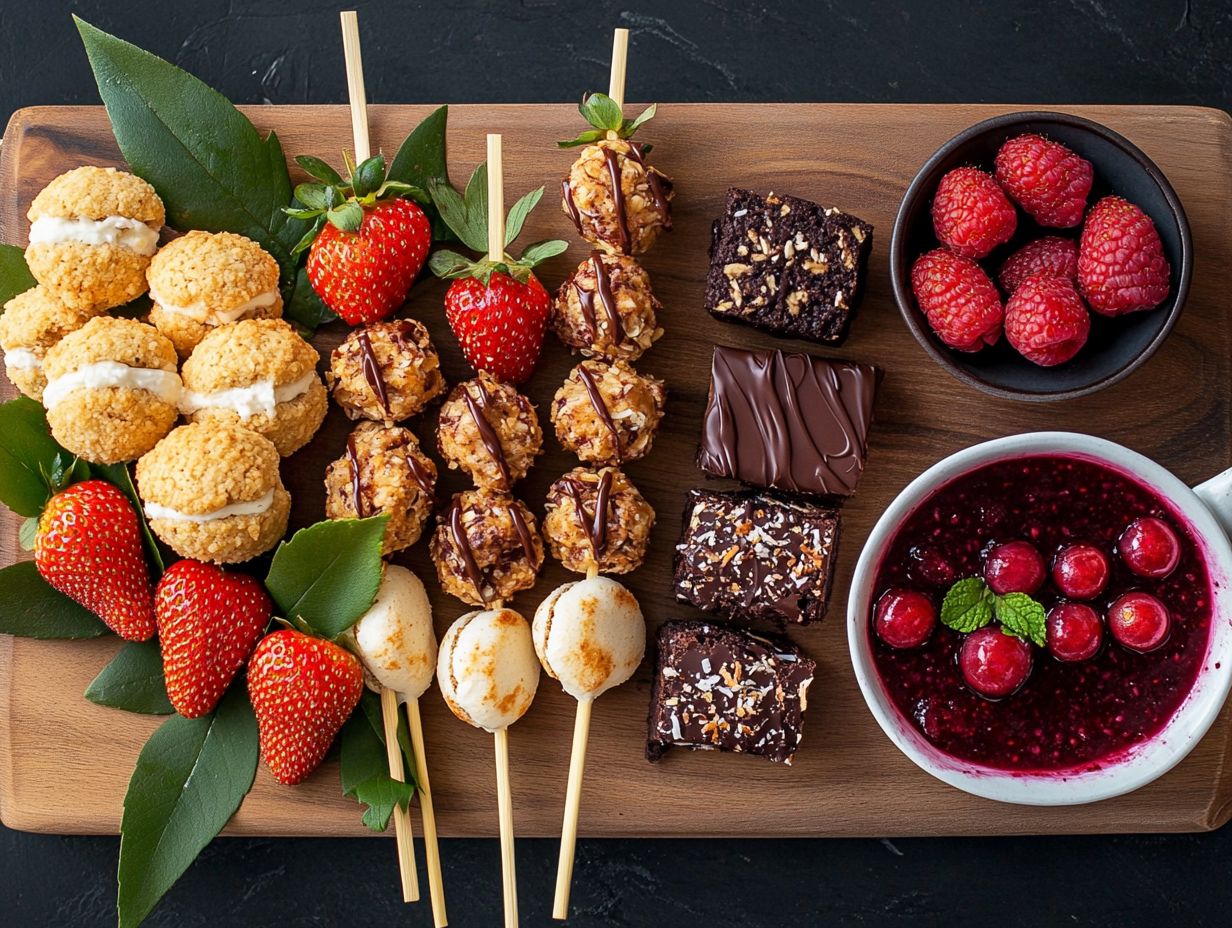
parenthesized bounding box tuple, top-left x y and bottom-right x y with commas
(507, 503, 537, 568)
(575, 364, 622, 463)
(356, 329, 391, 417)
(627, 142, 673, 230)
(345, 433, 368, 518)
(601, 146, 632, 253)
(562, 469, 615, 558)
(562, 179, 586, 237)
(574, 253, 625, 346)
(401, 444, 433, 494)
(461, 380, 513, 488)
(447, 497, 488, 604)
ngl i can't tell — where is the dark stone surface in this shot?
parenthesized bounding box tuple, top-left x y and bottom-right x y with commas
(3, 1, 1232, 925)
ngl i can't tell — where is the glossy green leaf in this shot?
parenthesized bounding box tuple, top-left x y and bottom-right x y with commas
(85, 639, 173, 715)
(0, 397, 70, 517)
(283, 265, 335, 330)
(387, 105, 448, 193)
(295, 155, 343, 185)
(0, 561, 108, 639)
(940, 577, 994, 633)
(995, 592, 1048, 646)
(340, 690, 416, 832)
(504, 186, 544, 247)
(0, 244, 37, 305)
(519, 239, 569, 267)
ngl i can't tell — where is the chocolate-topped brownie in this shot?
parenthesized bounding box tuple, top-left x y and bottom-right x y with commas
(696, 345, 879, 499)
(704, 188, 873, 345)
(674, 488, 839, 625)
(646, 621, 816, 765)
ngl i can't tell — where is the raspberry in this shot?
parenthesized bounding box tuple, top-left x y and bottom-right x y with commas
(998, 236, 1079, 294)
(910, 249, 1004, 352)
(994, 134, 1093, 228)
(1004, 275, 1091, 367)
(1078, 196, 1171, 316)
(931, 166, 1017, 258)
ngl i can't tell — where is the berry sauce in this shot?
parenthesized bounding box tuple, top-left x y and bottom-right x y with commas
(870, 455, 1212, 772)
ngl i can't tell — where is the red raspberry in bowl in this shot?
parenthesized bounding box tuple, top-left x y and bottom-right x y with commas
(1107, 591, 1171, 653)
(1004, 275, 1091, 367)
(1051, 543, 1110, 600)
(997, 236, 1079, 294)
(874, 589, 937, 649)
(910, 249, 1004, 352)
(930, 166, 1018, 259)
(1078, 196, 1171, 316)
(1046, 602, 1104, 662)
(959, 627, 1034, 699)
(994, 134, 1093, 228)
(984, 540, 1046, 595)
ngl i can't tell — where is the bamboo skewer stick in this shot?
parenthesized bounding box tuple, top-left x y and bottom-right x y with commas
(380, 686, 420, 902)
(407, 698, 448, 927)
(487, 133, 506, 262)
(608, 28, 629, 108)
(494, 727, 518, 928)
(340, 11, 371, 162)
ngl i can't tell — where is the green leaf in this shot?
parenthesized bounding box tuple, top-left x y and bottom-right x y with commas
(327, 201, 364, 232)
(117, 685, 257, 928)
(0, 397, 70, 517)
(284, 265, 336, 329)
(295, 154, 343, 185)
(352, 155, 386, 199)
(264, 516, 388, 639)
(85, 639, 174, 715)
(940, 577, 995, 633)
(580, 92, 625, 132)
(0, 244, 37, 305)
(518, 239, 569, 267)
(995, 592, 1048, 646)
(625, 102, 658, 134)
(0, 561, 108, 638)
(556, 128, 608, 149)
(293, 183, 332, 211)
(387, 105, 448, 194)
(428, 249, 477, 280)
(18, 517, 37, 551)
(90, 461, 165, 576)
(427, 178, 480, 251)
(341, 690, 416, 832)
(504, 186, 544, 247)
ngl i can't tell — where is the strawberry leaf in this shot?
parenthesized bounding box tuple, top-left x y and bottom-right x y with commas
(940, 577, 995, 633)
(518, 239, 569, 267)
(326, 201, 364, 233)
(463, 162, 491, 249)
(295, 154, 343, 185)
(504, 186, 544, 247)
(0, 561, 109, 639)
(580, 92, 625, 132)
(557, 128, 609, 150)
(293, 183, 333, 211)
(351, 154, 386, 199)
(85, 639, 174, 715)
(429, 249, 479, 280)
(18, 517, 37, 551)
(0, 244, 37, 305)
(994, 592, 1048, 646)
(625, 102, 658, 134)
(428, 177, 488, 253)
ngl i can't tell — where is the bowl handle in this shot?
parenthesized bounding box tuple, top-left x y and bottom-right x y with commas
(1195, 467, 1232, 539)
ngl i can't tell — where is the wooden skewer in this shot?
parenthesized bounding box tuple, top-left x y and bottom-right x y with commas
(406, 697, 448, 927)
(494, 727, 518, 928)
(380, 686, 420, 902)
(487, 133, 505, 262)
(608, 28, 629, 108)
(339, 11, 371, 163)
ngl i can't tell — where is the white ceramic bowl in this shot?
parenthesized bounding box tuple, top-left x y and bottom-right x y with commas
(847, 431, 1232, 805)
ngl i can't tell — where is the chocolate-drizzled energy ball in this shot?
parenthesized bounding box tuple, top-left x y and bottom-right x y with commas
(327, 318, 446, 422)
(543, 466, 655, 574)
(552, 252, 663, 361)
(437, 372, 543, 491)
(430, 488, 545, 607)
(562, 139, 673, 256)
(324, 421, 438, 554)
(551, 359, 666, 466)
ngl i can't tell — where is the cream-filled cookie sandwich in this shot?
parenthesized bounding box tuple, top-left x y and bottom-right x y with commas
(0, 286, 99, 402)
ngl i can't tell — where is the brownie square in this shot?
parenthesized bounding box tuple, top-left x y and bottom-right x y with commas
(646, 621, 816, 765)
(674, 488, 839, 625)
(704, 187, 873, 345)
(696, 345, 880, 499)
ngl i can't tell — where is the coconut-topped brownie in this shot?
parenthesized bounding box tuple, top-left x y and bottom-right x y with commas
(42, 316, 181, 464)
(704, 188, 872, 345)
(179, 318, 326, 456)
(26, 166, 164, 312)
(136, 422, 290, 564)
(0, 286, 98, 401)
(148, 231, 284, 358)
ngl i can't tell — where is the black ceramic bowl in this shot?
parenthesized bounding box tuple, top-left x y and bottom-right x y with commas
(890, 111, 1192, 402)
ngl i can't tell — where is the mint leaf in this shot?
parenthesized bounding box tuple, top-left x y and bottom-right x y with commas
(995, 592, 1047, 646)
(340, 691, 417, 832)
(264, 516, 388, 639)
(504, 186, 544, 247)
(0, 397, 70, 517)
(85, 639, 174, 714)
(940, 577, 995, 633)
(0, 561, 108, 638)
(0, 244, 37, 305)
(117, 685, 257, 928)
(90, 461, 165, 576)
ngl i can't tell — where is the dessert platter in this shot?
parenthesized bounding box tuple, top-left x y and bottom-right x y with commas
(2, 12, 1232, 928)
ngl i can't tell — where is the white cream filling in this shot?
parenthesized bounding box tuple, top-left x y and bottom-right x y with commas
(42, 361, 182, 410)
(29, 215, 160, 256)
(178, 371, 315, 420)
(150, 287, 279, 325)
(145, 488, 275, 524)
(3, 348, 42, 371)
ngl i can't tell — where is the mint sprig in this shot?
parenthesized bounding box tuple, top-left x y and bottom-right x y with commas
(940, 576, 1047, 646)
(558, 93, 657, 149)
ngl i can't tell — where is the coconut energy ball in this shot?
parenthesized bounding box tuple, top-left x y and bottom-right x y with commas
(0, 286, 98, 401)
(543, 466, 655, 574)
(26, 166, 164, 311)
(551, 359, 666, 466)
(552, 252, 663, 361)
(323, 421, 438, 554)
(42, 316, 180, 464)
(437, 372, 543, 491)
(430, 489, 545, 607)
(136, 422, 290, 564)
(562, 139, 673, 256)
(179, 318, 326, 457)
(328, 318, 446, 422)
(148, 231, 283, 358)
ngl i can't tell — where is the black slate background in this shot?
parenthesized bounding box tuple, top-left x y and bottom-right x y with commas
(3, 1, 1232, 926)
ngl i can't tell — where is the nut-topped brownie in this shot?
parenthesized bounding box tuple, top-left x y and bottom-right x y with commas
(696, 345, 880, 499)
(646, 621, 816, 765)
(674, 488, 839, 625)
(704, 188, 873, 345)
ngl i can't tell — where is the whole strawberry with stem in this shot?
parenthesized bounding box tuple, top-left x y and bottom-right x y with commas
(428, 164, 568, 383)
(156, 560, 272, 718)
(286, 152, 432, 326)
(248, 628, 364, 785)
(35, 479, 155, 641)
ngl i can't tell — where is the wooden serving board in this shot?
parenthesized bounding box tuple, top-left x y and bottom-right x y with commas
(2, 103, 1231, 838)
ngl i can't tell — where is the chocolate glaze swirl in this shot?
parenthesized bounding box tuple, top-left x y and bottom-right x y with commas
(575, 364, 623, 463)
(574, 252, 625, 347)
(356, 329, 391, 418)
(562, 468, 615, 558)
(345, 432, 368, 518)
(460, 379, 513, 488)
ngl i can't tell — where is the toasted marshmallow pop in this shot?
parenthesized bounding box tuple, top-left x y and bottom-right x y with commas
(438, 607, 540, 733)
(350, 565, 438, 700)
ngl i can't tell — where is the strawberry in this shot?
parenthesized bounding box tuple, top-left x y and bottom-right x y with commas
(156, 560, 272, 718)
(287, 153, 432, 326)
(35, 479, 154, 641)
(427, 163, 568, 383)
(248, 629, 364, 785)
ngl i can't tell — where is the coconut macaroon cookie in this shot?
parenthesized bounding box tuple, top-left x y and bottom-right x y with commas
(136, 422, 290, 564)
(26, 166, 164, 311)
(0, 286, 98, 401)
(328, 318, 447, 422)
(148, 231, 284, 358)
(179, 318, 326, 456)
(42, 316, 180, 463)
